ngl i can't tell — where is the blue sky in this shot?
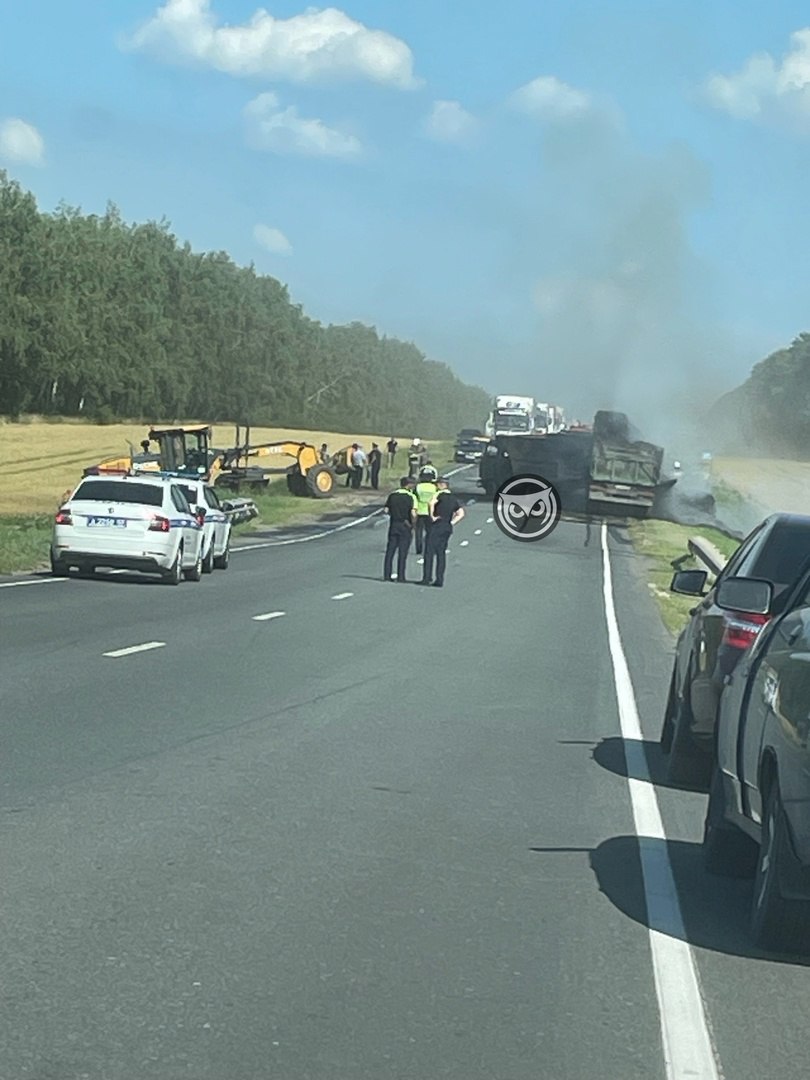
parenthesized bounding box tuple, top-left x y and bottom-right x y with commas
(3, 0, 810, 420)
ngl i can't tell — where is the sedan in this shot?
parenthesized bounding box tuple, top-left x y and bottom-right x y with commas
(661, 513, 810, 787)
(51, 474, 205, 584)
(703, 572, 810, 953)
(171, 477, 232, 572)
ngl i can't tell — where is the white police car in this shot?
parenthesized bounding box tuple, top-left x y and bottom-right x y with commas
(51, 474, 205, 584)
(171, 477, 232, 572)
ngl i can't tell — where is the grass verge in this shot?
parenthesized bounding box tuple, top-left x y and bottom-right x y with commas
(628, 519, 741, 636)
(0, 515, 53, 574)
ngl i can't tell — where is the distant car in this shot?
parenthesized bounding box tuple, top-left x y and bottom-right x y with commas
(454, 429, 486, 463)
(171, 477, 232, 572)
(662, 513, 810, 787)
(703, 571, 810, 952)
(51, 474, 205, 584)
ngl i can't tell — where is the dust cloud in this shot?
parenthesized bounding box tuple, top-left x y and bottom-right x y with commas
(520, 109, 741, 453)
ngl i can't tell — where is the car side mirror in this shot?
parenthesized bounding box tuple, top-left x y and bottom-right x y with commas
(716, 576, 772, 615)
(670, 569, 708, 596)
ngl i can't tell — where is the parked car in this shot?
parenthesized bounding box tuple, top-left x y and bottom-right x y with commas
(51, 474, 205, 584)
(702, 571, 810, 952)
(661, 514, 810, 787)
(172, 477, 232, 572)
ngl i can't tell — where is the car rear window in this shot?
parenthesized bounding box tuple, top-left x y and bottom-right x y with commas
(177, 485, 198, 506)
(72, 480, 164, 506)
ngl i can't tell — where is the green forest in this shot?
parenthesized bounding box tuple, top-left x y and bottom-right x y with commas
(710, 332, 810, 457)
(0, 172, 490, 436)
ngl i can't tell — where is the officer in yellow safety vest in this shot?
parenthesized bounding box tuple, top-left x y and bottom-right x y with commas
(413, 469, 438, 558)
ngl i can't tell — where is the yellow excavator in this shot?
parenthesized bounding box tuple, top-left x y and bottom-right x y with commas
(83, 424, 337, 498)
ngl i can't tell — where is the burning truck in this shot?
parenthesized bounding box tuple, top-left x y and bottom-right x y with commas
(478, 410, 676, 519)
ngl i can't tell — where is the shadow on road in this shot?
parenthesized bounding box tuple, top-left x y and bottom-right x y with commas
(530, 837, 810, 966)
(591, 735, 708, 793)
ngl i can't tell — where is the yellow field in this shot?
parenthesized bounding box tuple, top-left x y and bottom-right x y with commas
(0, 419, 420, 515)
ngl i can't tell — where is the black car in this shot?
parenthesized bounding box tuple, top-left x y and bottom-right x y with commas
(702, 570, 810, 952)
(662, 514, 810, 788)
(454, 429, 485, 463)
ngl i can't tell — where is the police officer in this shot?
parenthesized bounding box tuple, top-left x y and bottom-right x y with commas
(413, 468, 438, 558)
(383, 477, 417, 582)
(420, 460, 438, 482)
(421, 476, 464, 588)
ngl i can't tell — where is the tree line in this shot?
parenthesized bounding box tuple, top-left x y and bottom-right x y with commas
(0, 172, 490, 437)
(709, 332, 810, 458)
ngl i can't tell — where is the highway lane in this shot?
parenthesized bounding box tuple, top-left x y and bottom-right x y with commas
(1, 476, 809, 1078)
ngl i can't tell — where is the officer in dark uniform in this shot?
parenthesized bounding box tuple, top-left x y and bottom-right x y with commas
(421, 476, 464, 587)
(383, 477, 417, 582)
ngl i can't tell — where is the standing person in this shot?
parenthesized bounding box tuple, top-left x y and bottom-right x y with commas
(420, 460, 438, 483)
(368, 443, 382, 490)
(383, 477, 416, 582)
(350, 443, 367, 489)
(413, 469, 438, 560)
(421, 477, 464, 588)
(319, 443, 330, 463)
(386, 437, 398, 468)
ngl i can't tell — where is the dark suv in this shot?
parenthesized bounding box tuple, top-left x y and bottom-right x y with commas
(661, 513, 810, 787)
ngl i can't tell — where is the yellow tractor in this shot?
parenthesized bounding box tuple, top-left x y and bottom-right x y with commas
(83, 424, 337, 498)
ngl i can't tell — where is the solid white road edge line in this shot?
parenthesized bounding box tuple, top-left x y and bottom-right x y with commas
(600, 522, 721, 1080)
(252, 611, 286, 621)
(0, 577, 67, 589)
(103, 641, 166, 658)
(331, 592, 354, 600)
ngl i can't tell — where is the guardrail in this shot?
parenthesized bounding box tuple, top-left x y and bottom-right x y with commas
(687, 536, 728, 577)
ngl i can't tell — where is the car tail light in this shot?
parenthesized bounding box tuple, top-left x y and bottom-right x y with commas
(721, 610, 770, 651)
(148, 514, 171, 533)
(55, 509, 72, 525)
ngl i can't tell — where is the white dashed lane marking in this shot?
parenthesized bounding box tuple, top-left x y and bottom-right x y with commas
(252, 611, 287, 622)
(474, 529, 482, 535)
(103, 641, 166, 658)
(486, 517, 493, 524)
(459, 540, 469, 547)
(331, 592, 354, 600)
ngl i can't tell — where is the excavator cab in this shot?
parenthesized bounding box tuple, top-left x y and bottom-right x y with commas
(147, 425, 215, 478)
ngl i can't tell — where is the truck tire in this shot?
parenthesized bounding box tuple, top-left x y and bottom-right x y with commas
(702, 766, 757, 877)
(306, 464, 335, 498)
(751, 782, 810, 952)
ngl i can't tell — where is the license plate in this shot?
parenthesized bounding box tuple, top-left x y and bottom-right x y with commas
(87, 517, 127, 528)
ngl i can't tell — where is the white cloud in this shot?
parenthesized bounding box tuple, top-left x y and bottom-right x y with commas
(0, 118, 45, 166)
(424, 100, 478, 144)
(509, 75, 591, 121)
(253, 224, 293, 255)
(706, 29, 810, 122)
(125, 0, 418, 88)
(244, 92, 362, 157)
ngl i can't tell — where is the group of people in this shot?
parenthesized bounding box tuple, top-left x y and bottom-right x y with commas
(383, 464, 464, 588)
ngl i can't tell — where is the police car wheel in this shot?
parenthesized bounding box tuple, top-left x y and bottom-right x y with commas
(202, 542, 215, 574)
(184, 547, 203, 582)
(164, 547, 183, 585)
(213, 539, 230, 570)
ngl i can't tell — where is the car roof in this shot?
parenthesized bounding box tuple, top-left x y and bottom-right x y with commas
(760, 512, 810, 529)
(78, 473, 167, 488)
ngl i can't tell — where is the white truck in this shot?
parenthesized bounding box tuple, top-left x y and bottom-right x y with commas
(486, 395, 536, 436)
(534, 402, 566, 434)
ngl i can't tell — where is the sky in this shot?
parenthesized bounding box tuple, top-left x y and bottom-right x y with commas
(3, 0, 810, 427)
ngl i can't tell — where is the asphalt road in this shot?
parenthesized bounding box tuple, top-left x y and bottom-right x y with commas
(1, 468, 808, 1080)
